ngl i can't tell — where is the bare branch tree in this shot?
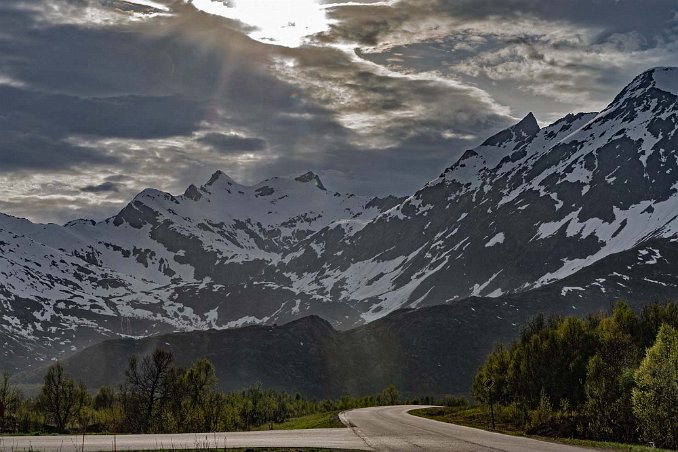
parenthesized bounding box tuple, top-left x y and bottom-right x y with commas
(124, 348, 174, 433)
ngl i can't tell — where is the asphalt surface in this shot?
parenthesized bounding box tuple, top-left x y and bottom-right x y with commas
(0, 428, 369, 452)
(0, 429, 367, 451)
(0, 405, 593, 451)
(340, 405, 593, 451)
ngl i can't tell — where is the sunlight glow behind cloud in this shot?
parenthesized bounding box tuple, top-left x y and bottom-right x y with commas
(189, 0, 331, 47)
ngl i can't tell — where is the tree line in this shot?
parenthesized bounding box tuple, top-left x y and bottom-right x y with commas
(472, 301, 678, 449)
(0, 348, 422, 435)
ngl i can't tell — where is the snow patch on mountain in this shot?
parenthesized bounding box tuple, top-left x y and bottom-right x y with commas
(485, 233, 505, 247)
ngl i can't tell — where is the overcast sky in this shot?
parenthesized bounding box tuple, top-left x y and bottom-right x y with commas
(1, 0, 677, 223)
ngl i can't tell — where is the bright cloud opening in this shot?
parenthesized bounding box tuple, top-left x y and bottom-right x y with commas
(189, 0, 331, 47)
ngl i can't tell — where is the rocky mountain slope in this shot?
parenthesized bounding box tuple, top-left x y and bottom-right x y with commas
(2, 67, 678, 373)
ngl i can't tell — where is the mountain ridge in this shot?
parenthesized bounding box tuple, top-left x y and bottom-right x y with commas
(2, 67, 678, 373)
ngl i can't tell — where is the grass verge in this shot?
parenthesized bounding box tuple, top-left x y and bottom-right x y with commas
(409, 407, 671, 452)
(252, 411, 345, 431)
(411, 405, 522, 436)
(2, 412, 345, 437)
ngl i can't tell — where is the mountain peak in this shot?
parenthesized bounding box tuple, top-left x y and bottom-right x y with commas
(515, 112, 540, 134)
(614, 66, 678, 102)
(649, 67, 678, 96)
(481, 112, 540, 147)
(294, 171, 326, 190)
(592, 67, 677, 124)
(183, 184, 202, 201)
(205, 170, 236, 187)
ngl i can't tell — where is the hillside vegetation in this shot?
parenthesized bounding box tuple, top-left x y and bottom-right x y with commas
(0, 349, 412, 435)
(469, 302, 678, 449)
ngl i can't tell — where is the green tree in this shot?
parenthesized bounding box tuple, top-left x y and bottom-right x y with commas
(240, 397, 254, 430)
(584, 303, 639, 441)
(632, 323, 678, 449)
(550, 316, 597, 407)
(0, 372, 23, 432)
(93, 385, 115, 410)
(36, 363, 88, 431)
(257, 393, 277, 429)
(203, 391, 226, 431)
(182, 358, 217, 409)
(506, 316, 558, 410)
(637, 302, 678, 347)
(381, 385, 400, 405)
(163, 358, 220, 432)
(473, 343, 512, 405)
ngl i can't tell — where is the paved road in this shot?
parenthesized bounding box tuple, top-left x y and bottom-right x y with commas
(0, 406, 592, 451)
(0, 429, 367, 451)
(340, 405, 592, 451)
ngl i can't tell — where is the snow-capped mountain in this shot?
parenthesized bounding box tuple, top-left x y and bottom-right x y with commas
(2, 67, 678, 371)
(0, 172, 400, 369)
(281, 67, 678, 319)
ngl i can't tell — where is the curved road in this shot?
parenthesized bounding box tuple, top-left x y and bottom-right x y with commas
(0, 406, 591, 451)
(341, 405, 591, 451)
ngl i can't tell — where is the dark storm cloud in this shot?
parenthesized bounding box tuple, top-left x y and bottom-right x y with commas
(197, 133, 267, 152)
(0, 84, 206, 173)
(0, 86, 206, 140)
(433, 0, 678, 36)
(0, 132, 119, 172)
(80, 182, 121, 193)
(104, 174, 133, 183)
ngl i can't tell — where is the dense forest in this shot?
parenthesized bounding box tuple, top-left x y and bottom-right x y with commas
(472, 302, 678, 449)
(0, 348, 440, 435)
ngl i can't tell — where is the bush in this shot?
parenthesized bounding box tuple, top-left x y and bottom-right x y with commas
(442, 395, 469, 408)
